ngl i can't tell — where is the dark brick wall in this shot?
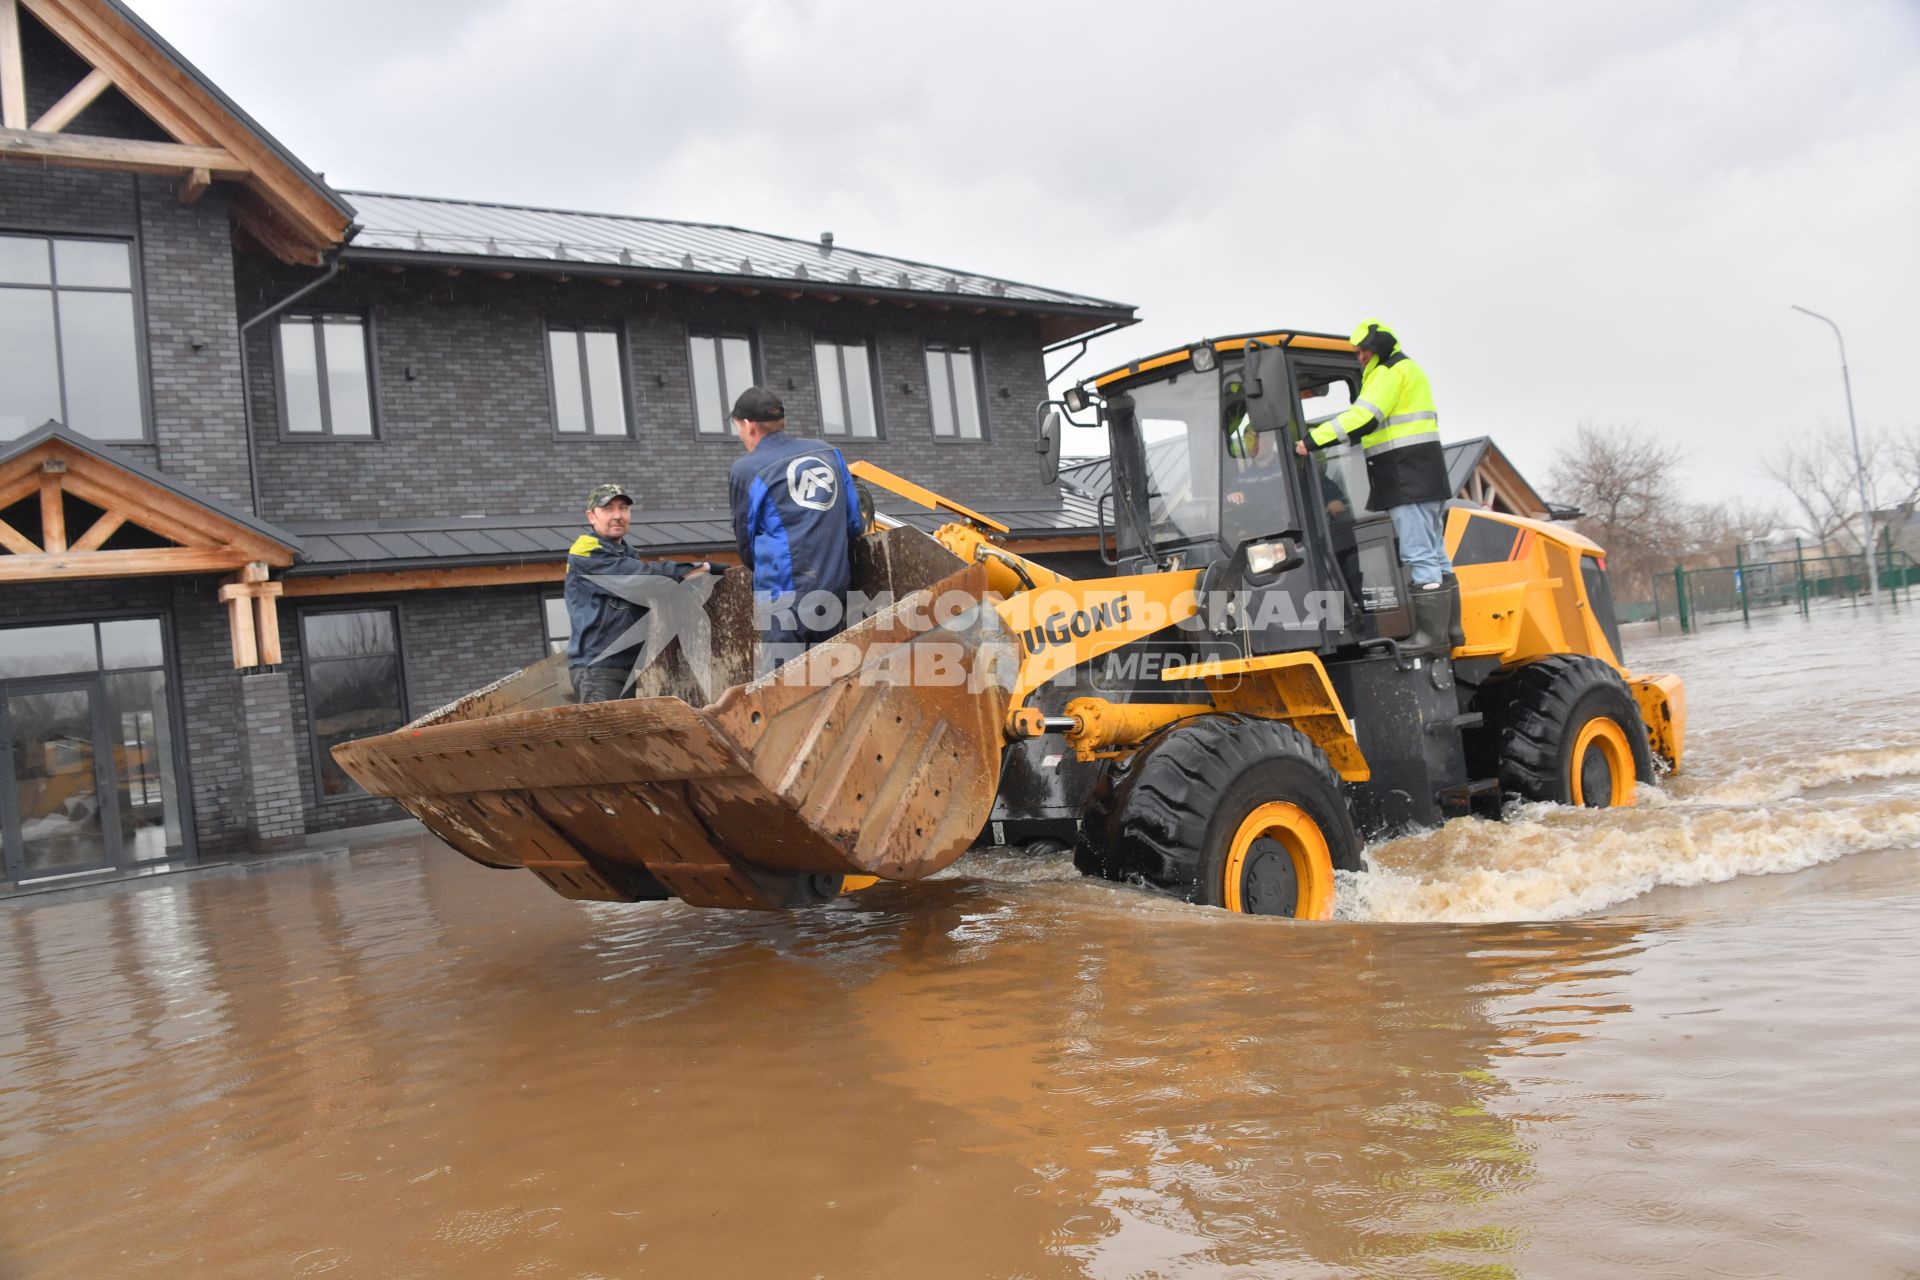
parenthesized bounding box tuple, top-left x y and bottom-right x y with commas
(0, 166, 251, 505)
(284, 584, 550, 832)
(237, 260, 1059, 525)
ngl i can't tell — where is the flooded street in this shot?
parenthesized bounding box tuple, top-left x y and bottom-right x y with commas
(4, 606, 1918, 1278)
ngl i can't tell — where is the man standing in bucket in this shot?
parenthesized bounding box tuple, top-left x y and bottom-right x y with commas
(727, 387, 865, 675)
(1296, 319, 1461, 654)
(565, 483, 709, 703)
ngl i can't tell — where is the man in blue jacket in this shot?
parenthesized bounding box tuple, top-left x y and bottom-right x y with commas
(566, 483, 708, 703)
(727, 387, 864, 675)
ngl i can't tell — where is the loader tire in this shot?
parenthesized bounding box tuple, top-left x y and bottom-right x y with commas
(1075, 715, 1361, 919)
(1478, 655, 1653, 808)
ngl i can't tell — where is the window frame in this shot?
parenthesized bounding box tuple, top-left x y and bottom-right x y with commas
(298, 604, 409, 805)
(0, 229, 153, 443)
(272, 309, 382, 442)
(686, 327, 761, 438)
(540, 590, 571, 657)
(812, 333, 885, 440)
(543, 319, 634, 440)
(923, 340, 990, 444)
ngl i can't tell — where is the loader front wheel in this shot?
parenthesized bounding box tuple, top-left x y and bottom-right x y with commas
(1077, 714, 1360, 919)
(1481, 655, 1653, 808)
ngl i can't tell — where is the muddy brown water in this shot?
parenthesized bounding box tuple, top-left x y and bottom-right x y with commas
(4, 606, 1919, 1278)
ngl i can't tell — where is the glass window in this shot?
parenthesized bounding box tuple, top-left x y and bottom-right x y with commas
(814, 338, 880, 438)
(0, 287, 63, 439)
(0, 234, 52, 285)
(276, 313, 376, 438)
(58, 292, 143, 438)
(925, 343, 985, 440)
(547, 324, 630, 436)
(689, 331, 757, 436)
(541, 594, 571, 656)
(100, 618, 165, 670)
(53, 240, 132, 290)
(0, 623, 100, 680)
(0, 235, 144, 442)
(301, 608, 406, 800)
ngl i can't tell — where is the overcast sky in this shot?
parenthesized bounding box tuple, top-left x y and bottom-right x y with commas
(136, 0, 1918, 506)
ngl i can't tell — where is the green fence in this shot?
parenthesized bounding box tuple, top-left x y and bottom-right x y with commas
(1654, 542, 1919, 633)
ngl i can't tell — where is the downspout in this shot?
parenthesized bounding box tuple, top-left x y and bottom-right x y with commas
(237, 251, 344, 517)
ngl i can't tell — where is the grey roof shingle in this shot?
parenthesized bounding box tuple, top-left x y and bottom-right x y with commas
(282, 494, 1100, 575)
(339, 191, 1132, 322)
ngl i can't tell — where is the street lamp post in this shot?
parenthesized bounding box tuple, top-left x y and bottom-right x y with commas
(1791, 304, 1876, 611)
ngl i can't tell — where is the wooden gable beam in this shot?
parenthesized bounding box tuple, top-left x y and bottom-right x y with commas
(0, 545, 253, 583)
(20, 0, 208, 141)
(30, 65, 109, 132)
(0, 126, 245, 177)
(0, 441, 295, 567)
(59, 468, 291, 565)
(38, 468, 65, 551)
(21, 0, 350, 259)
(0, 514, 36, 555)
(68, 506, 124, 551)
(0, 0, 25, 129)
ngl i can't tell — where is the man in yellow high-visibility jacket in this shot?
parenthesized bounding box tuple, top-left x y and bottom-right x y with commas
(1296, 319, 1458, 652)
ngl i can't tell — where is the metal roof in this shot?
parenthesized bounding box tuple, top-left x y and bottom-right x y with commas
(339, 191, 1131, 315)
(284, 495, 1101, 575)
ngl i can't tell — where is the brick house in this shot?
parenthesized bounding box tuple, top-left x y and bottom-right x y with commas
(0, 0, 1131, 886)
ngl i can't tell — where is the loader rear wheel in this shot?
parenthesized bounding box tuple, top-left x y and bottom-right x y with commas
(1074, 714, 1360, 918)
(1480, 655, 1653, 808)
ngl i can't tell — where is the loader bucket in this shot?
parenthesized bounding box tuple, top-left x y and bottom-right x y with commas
(330, 526, 1018, 910)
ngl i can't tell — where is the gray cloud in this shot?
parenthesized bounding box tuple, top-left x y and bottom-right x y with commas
(136, 0, 1919, 505)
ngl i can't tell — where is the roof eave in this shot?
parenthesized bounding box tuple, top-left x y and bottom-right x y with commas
(334, 245, 1136, 334)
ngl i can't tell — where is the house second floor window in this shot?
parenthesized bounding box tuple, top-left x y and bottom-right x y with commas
(301, 607, 406, 800)
(689, 330, 756, 436)
(0, 234, 144, 442)
(276, 312, 376, 437)
(546, 324, 630, 436)
(925, 342, 985, 440)
(815, 337, 880, 438)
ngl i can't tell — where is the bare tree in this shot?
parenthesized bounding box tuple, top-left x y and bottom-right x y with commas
(1885, 425, 1920, 518)
(1762, 425, 1920, 552)
(1680, 496, 1785, 566)
(1546, 422, 1692, 598)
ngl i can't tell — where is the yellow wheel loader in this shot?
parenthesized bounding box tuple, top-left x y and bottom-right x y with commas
(332, 327, 1685, 918)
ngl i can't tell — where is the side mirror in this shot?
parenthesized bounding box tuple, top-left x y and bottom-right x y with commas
(1035, 405, 1062, 484)
(1243, 344, 1297, 435)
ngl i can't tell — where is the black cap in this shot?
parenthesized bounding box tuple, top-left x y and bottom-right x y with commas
(729, 386, 786, 423)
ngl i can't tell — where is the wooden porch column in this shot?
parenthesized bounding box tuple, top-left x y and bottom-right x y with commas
(220, 563, 284, 668)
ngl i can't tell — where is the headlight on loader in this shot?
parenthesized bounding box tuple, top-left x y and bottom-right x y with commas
(1246, 539, 1298, 577)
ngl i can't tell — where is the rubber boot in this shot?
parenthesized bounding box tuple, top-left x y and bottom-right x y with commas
(1441, 572, 1465, 649)
(1403, 582, 1454, 659)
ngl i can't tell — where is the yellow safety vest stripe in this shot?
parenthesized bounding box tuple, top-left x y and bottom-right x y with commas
(1307, 359, 1439, 450)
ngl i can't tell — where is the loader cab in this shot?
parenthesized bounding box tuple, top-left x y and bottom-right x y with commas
(1087, 333, 1417, 655)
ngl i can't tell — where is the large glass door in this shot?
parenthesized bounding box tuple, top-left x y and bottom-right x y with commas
(0, 616, 188, 883)
(1, 677, 120, 881)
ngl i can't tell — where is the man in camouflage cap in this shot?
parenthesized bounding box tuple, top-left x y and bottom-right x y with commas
(565, 483, 709, 703)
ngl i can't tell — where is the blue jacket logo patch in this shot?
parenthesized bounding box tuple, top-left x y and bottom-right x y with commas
(788, 458, 838, 511)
